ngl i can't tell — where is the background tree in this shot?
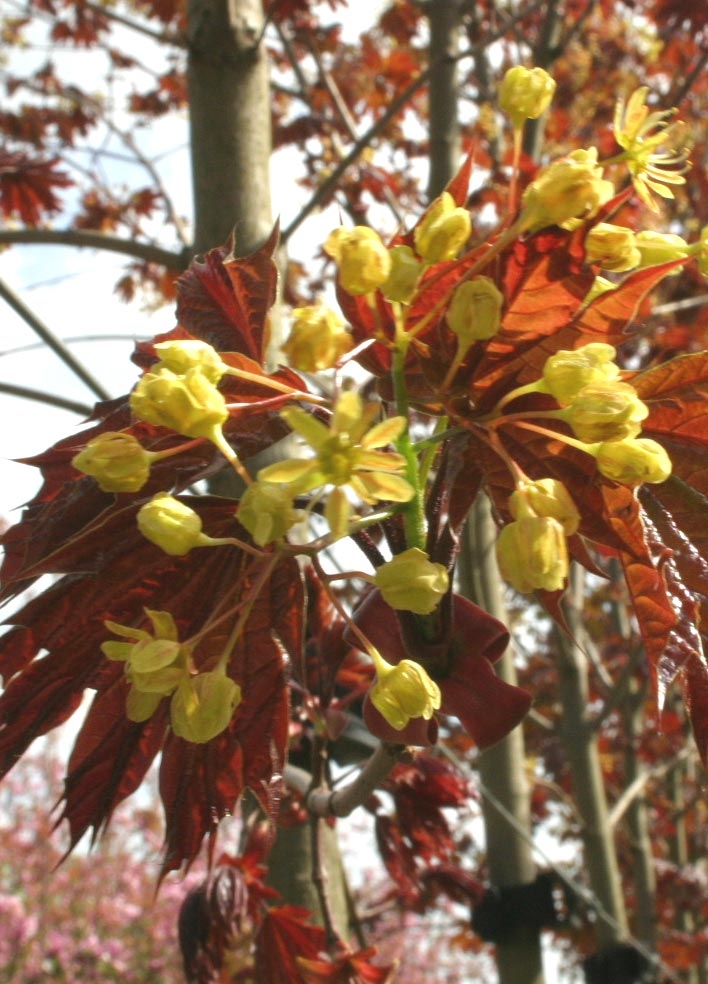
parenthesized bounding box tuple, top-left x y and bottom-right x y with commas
(3, 3, 708, 984)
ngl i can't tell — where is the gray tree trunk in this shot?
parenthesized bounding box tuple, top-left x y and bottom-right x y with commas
(186, 0, 273, 256)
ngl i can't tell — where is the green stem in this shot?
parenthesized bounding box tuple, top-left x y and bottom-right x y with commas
(391, 343, 427, 551)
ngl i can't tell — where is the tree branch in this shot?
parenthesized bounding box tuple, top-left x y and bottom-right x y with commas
(0, 278, 111, 401)
(285, 742, 407, 819)
(0, 382, 94, 416)
(0, 228, 188, 269)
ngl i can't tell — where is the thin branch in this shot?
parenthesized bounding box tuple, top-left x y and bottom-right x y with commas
(608, 747, 692, 829)
(0, 382, 93, 416)
(82, 0, 185, 46)
(306, 742, 407, 818)
(0, 229, 187, 269)
(0, 278, 111, 401)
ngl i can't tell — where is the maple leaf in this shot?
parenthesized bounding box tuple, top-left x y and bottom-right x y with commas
(298, 947, 397, 984)
(0, 149, 71, 224)
(254, 906, 327, 984)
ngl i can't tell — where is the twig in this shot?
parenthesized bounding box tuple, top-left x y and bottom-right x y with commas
(304, 743, 407, 818)
(0, 382, 93, 416)
(0, 278, 111, 401)
(608, 747, 692, 828)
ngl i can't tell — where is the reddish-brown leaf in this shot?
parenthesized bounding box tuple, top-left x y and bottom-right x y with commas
(254, 906, 327, 984)
(0, 150, 71, 223)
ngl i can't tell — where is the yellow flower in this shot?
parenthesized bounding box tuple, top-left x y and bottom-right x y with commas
(137, 493, 213, 556)
(510, 478, 580, 536)
(281, 305, 353, 372)
(130, 366, 228, 440)
(101, 609, 191, 721)
(635, 230, 689, 269)
(496, 516, 568, 594)
(522, 148, 614, 232)
(382, 245, 423, 303)
(582, 276, 616, 306)
(72, 431, 153, 493)
(237, 481, 302, 546)
(374, 548, 449, 615)
(595, 437, 672, 485)
(324, 226, 392, 295)
(446, 276, 504, 346)
(499, 66, 556, 128)
(153, 339, 226, 384)
(562, 381, 649, 443)
(369, 649, 441, 731)
(542, 343, 620, 406)
(414, 191, 472, 263)
(170, 670, 242, 744)
(257, 392, 415, 535)
(584, 223, 641, 272)
(614, 87, 689, 211)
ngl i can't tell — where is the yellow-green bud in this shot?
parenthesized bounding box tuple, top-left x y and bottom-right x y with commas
(585, 223, 641, 272)
(382, 245, 423, 303)
(414, 191, 472, 263)
(153, 339, 226, 384)
(595, 437, 672, 485)
(542, 343, 620, 406)
(499, 66, 556, 128)
(510, 478, 580, 535)
(72, 431, 152, 493)
(583, 276, 616, 306)
(496, 516, 568, 594)
(563, 381, 649, 443)
(369, 652, 441, 731)
(171, 671, 242, 743)
(446, 276, 503, 346)
(130, 367, 228, 439)
(324, 226, 392, 295)
(137, 492, 209, 556)
(238, 481, 302, 546)
(635, 231, 690, 270)
(698, 226, 708, 278)
(281, 305, 352, 372)
(374, 548, 449, 615)
(522, 148, 615, 232)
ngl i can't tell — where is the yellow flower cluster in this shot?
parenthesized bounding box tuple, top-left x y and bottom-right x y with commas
(102, 609, 241, 743)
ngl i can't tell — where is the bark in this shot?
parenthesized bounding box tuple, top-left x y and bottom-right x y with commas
(186, 0, 273, 256)
(458, 499, 545, 984)
(555, 565, 628, 948)
(427, 0, 462, 201)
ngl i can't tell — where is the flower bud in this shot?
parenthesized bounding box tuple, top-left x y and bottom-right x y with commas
(381, 245, 423, 303)
(635, 231, 689, 270)
(130, 367, 228, 440)
(595, 437, 672, 485)
(510, 478, 580, 535)
(698, 226, 708, 278)
(542, 343, 620, 406)
(499, 66, 556, 128)
(72, 431, 152, 493)
(496, 516, 568, 594)
(563, 381, 649, 443)
(584, 222, 641, 272)
(414, 191, 472, 263)
(281, 305, 352, 372)
(153, 339, 226, 384)
(171, 671, 242, 743)
(522, 148, 614, 232)
(137, 493, 209, 556)
(446, 276, 503, 346)
(369, 653, 441, 731)
(582, 276, 616, 306)
(374, 548, 449, 615)
(324, 226, 392, 295)
(238, 481, 302, 546)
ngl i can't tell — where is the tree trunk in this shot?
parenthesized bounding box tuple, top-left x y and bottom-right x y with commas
(556, 566, 628, 948)
(427, 0, 462, 201)
(186, 0, 273, 256)
(458, 499, 545, 984)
